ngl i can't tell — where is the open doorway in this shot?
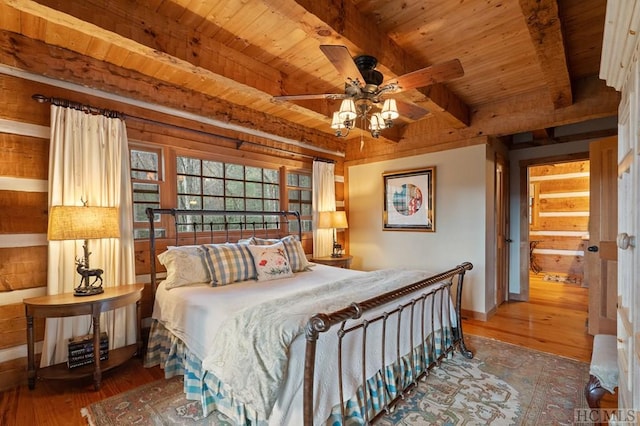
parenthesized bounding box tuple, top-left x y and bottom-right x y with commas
(528, 160, 590, 290)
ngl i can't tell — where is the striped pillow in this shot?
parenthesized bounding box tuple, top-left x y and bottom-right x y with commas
(200, 243, 256, 286)
(252, 235, 310, 272)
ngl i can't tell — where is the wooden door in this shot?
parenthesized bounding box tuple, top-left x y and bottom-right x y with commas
(586, 136, 618, 335)
(495, 154, 509, 305)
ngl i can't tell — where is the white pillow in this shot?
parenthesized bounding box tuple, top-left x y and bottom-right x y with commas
(247, 241, 294, 282)
(157, 246, 210, 289)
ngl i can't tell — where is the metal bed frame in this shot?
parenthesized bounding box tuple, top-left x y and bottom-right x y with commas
(145, 208, 473, 425)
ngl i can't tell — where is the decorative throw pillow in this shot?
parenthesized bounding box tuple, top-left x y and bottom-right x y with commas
(247, 242, 294, 281)
(252, 235, 310, 272)
(201, 243, 256, 286)
(157, 246, 210, 289)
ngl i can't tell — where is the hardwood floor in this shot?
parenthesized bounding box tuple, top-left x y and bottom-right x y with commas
(0, 273, 612, 425)
(464, 273, 593, 362)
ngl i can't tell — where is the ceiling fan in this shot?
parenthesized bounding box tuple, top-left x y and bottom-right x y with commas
(273, 45, 464, 136)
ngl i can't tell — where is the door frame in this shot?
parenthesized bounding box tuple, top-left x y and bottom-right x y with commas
(495, 152, 509, 306)
(517, 152, 590, 301)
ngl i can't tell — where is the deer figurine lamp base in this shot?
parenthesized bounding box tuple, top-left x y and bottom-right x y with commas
(74, 239, 104, 296)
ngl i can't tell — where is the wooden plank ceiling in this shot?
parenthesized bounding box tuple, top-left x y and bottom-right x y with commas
(0, 0, 619, 160)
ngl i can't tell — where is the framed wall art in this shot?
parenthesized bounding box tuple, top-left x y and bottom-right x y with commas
(383, 166, 435, 231)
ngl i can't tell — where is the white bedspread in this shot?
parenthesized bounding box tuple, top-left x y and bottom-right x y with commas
(152, 263, 362, 363)
(204, 268, 437, 418)
(152, 263, 455, 425)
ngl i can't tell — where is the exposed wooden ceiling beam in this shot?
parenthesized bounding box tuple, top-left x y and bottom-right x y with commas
(0, 29, 345, 153)
(347, 75, 618, 162)
(290, 0, 470, 128)
(6, 0, 403, 145)
(519, 0, 573, 108)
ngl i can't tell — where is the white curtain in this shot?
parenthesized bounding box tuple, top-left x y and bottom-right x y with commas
(312, 160, 336, 257)
(42, 105, 136, 367)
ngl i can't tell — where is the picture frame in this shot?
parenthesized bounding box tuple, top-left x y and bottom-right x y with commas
(383, 166, 435, 231)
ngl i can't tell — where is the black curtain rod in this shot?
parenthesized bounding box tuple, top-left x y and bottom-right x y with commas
(313, 157, 335, 163)
(32, 93, 324, 161)
(33, 94, 123, 119)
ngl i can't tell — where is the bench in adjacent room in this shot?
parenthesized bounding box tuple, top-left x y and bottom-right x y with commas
(585, 334, 618, 409)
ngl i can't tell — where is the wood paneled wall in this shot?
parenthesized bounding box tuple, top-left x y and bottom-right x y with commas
(0, 72, 345, 391)
(529, 160, 589, 282)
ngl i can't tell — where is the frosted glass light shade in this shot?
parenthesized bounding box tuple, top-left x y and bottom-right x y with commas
(381, 99, 399, 120)
(370, 113, 386, 131)
(338, 99, 357, 121)
(331, 111, 345, 129)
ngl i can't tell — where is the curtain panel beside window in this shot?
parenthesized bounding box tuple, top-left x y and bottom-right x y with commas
(43, 105, 136, 367)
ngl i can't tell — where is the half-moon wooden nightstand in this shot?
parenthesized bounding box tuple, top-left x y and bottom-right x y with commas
(311, 254, 353, 269)
(24, 283, 144, 390)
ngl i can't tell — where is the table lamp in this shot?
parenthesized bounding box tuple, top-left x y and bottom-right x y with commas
(47, 204, 120, 296)
(318, 210, 348, 257)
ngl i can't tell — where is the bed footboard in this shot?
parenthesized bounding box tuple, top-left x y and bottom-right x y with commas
(303, 262, 473, 425)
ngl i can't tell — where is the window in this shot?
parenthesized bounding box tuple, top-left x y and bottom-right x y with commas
(176, 156, 280, 231)
(130, 147, 163, 239)
(287, 171, 312, 233)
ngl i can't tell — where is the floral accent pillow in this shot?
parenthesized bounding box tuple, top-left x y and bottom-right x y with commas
(250, 235, 311, 272)
(247, 242, 294, 282)
(157, 246, 210, 289)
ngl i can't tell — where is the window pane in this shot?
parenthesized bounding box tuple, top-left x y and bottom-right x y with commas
(246, 199, 263, 211)
(301, 204, 312, 215)
(203, 196, 224, 210)
(301, 190, 312, 201)
(264, 183, 279, 198)
(178, 195, 201, 209)
(178, 176, 201, 194)
(289, 189, 300, 201)
(245, 166, 262, 182)
(177, 156, 200, 175)
(131, 150, 158, 180)
(203, 177, 224, 196)
(287, 173, 298, 186)
(225, 180, 244, 197)
(225, 198, 244, 211)
(133, 183, 159, 202)
(201, 214, 225, 227)
(203, 160, 223, 177)
(289, 202, 301, 212)
(225, 164, 244, 179)
(133, 204, 157, 222)
(299, 175, 311, 187)
(264, 200, 279, 211)
(134, 228, 165, 239)
(246, 182, 263, 198)
(264, 169, 279, 183)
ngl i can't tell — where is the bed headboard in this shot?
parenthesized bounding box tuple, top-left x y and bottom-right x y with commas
(145, 208, 303, 292)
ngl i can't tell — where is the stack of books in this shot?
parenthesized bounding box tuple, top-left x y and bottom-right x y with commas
(67, 332, 109, 369)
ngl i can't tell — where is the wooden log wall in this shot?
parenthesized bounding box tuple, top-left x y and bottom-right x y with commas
(529, 160, 589, 283)
(0, 71, 346, 391)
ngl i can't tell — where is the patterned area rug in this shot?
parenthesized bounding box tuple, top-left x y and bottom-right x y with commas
(82, 335, 589, 425)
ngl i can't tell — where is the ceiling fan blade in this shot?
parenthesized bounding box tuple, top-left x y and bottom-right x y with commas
(273, 93, 348, 101)
(390, 59, 464, 92)
(320, 45, 364, 81)
(395, 99, 430, 121)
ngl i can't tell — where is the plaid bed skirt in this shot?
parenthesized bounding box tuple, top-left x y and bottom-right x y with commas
(145, 320, 455, 425)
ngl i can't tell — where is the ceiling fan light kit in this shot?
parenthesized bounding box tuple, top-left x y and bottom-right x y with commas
(275, 45, 463, 140)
